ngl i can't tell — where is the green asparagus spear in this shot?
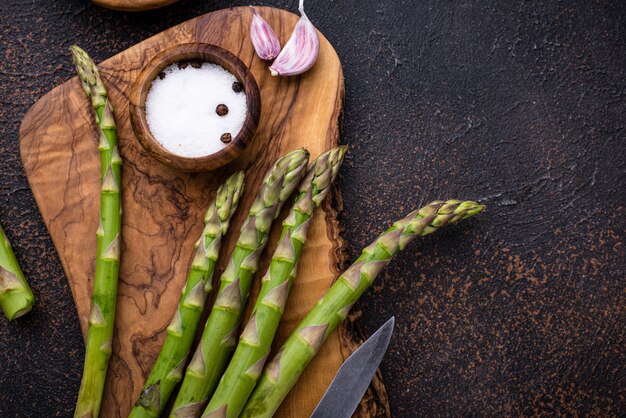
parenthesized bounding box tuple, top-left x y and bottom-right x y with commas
(170, 149, 310, 417)
(129, 172, 245, 418)
(202, 146, 346, 418)
(71, 46, 123, 418)
(0, 223, 35, 320)
(241, 199, 485, 418)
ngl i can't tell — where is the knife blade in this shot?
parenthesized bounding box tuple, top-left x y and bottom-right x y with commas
(310, 317, 395, 418)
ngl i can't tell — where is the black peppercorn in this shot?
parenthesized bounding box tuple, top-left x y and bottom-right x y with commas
(220, 133, 232, 143)
(232, 81, 244, 93)
(216, 104, 229, 116)
(190, 60, 202, 69)
(177, 61, 189, 69)
(158, 71, 166, 80)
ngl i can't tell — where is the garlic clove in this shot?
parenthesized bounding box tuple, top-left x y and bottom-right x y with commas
(250, 7, 282, 61)
(269, 0, 320, 77)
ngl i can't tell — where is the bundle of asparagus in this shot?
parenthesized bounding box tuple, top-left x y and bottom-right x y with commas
(170, 149, 310, 417)
(241, 199, 485, 417)
(129, 172, 245, 418)
(0, 223, 35, 320)
(71, 46, 123, 418)
(62, 47, 483, 418)
(202, 146, 347, 418)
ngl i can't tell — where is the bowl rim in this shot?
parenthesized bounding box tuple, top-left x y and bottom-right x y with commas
(129, 42, 261, 172)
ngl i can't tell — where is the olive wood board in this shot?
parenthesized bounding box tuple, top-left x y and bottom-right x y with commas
(92, 0, 179, 12)
(19, 6, 390, 418)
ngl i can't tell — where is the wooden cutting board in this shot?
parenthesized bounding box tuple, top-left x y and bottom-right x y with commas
(91, 0, 179, 12)
(19, 7, 390, 418)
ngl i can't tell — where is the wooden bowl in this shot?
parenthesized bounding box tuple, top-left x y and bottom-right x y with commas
(92, 0, 179, 12)
(129, 43, 261, 172)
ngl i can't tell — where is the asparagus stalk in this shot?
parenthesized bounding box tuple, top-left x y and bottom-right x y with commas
(129, 172, 245, 418)
(71, 46, 123, 418)
(241, 199, 486, 418)
(0, 223, 35, 320)
(203, 146, 346, 418)
(170, 149, 310, 417)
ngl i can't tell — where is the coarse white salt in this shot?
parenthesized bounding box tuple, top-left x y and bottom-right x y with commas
(145, 62, 248, 158)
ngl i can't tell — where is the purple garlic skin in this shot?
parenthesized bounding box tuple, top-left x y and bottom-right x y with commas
(269, 1, 320, 77)
(250, 7, 281, 61)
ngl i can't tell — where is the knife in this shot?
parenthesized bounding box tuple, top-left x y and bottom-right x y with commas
(310, 317, 395, 418)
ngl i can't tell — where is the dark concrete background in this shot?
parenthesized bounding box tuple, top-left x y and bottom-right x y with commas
(0, 0, 624, 416)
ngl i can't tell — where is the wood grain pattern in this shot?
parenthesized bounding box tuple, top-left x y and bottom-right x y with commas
(92, 0, 178, 12)
(19, 7, 389, 418)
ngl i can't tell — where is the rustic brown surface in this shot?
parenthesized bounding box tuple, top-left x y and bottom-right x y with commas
(92, 0, 179, 12)
(18, 7, 387, 418)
